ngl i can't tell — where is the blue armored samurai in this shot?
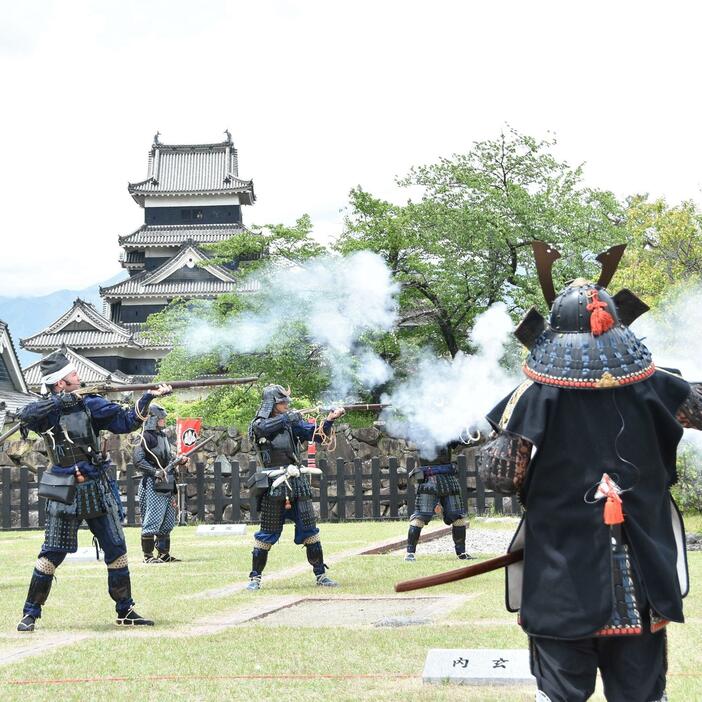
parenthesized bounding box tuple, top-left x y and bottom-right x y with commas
(15, 350, 172, 631)
(246, 384, 345, 590)
(405, 441, 473, 562)
(479, 242, 702, 702)
(133, 404, 188, 563)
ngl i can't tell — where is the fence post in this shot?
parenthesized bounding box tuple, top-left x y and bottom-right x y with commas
(335, 458, 345, 521)
(388, 457, 399, 518)
(196, 463, 205, 522)
(457, 454, 468, 511)
(371, 457, 381, 519)
(231, 462, 240, 523)
(20, 467, 29, 528)
(319, 458, 329, 520)
(474, 452, 486, 514)
(405, 457, 416, 516)
(248, 460, 258, 522)
(2, 467, 11, 529)
(213, 461, 223, 522)
(126, 464, 136, 525)
(37, 467, 46, 527)
(354, 459, 364, 519)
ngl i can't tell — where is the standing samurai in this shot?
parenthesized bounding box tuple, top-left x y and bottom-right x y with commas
(480, 242, 702, 702)
(15, 350, 171, 631)
(405, 440, 473, 561)
(246, 384, 344, 590)
(133, 404, 188, 563)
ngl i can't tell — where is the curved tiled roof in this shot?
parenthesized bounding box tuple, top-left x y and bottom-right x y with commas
(23, 346, 132, 390)
(101, 244, 259, 300)
(128, 138, 255, 205)
(20, 298, 140, 352)
(119, 223, 249, 248)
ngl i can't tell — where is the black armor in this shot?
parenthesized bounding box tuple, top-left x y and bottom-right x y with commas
(43, 398, 101, 468)
(251, 414, 301, 468)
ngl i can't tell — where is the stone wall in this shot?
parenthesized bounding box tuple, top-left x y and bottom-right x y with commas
(0, 424, 486, 526)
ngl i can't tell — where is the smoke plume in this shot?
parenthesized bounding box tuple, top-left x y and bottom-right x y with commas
(381, 303, 520, 458)
(185, 251, 398, 399)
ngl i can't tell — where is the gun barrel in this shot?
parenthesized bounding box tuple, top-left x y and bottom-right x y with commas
(81, 376, 259, 394)
(0, 422, 21, 445)
(394, 549, 524, 592)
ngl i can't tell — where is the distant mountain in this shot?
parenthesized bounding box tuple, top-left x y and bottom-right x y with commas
(0, 273, 126, 367)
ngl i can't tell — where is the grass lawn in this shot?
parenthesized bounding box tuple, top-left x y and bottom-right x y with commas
(0, 517, 700, 701)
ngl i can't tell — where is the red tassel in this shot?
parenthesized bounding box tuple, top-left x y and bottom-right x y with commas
(604, 492, 624, 525)
(587, 289, 615, 336)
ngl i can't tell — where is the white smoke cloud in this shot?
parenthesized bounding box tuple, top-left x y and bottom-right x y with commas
(631, 283, 702, 451)
(381, 303, 520, 458)
(185, 251, 398, 398)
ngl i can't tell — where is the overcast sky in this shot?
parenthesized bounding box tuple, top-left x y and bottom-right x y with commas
(1, 0, 701, 296)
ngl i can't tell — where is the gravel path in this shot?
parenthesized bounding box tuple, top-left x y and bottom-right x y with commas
(401, 527, 515, 556)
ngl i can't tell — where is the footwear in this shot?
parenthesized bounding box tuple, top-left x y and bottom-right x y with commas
(17, 615, 36, 632)
(315, 573, 338, 587)
(246, 575, 262, 591)
(143, 555, 164, 564)
(404, 552, 416, 562)
(115, 607, 154, 626)
(457, 552, 475, 560)
(157, 553, 181, 563)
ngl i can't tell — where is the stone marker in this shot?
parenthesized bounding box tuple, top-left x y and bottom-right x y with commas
(65, 547, 102, 562)
(196, 524, 247, 536)
(422, 648, 535, 685)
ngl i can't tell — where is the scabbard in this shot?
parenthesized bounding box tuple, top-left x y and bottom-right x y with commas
(394, 548, 524, 593)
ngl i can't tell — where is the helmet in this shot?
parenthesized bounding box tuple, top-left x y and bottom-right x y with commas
(255, 384, 291, 419)
(517, 242, 653, 389)
(145, 403, 168, 431)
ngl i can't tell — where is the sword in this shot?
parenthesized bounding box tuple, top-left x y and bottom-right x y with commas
(394, 549, 524, 592)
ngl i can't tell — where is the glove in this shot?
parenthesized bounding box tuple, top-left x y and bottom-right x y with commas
(286, 411, 303, 425)
(155, 469, 167, 481)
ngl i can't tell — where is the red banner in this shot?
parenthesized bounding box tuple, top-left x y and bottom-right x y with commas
(176, 417, 203, 455)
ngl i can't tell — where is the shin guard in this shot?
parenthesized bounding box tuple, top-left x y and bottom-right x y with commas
(407, 524, 423, 554)
(250, 547, 269, 578)
(452, 523, 467, 556)
(141, 535, 155, 558)
(107, 566, 134, 616)
(23, 570, 54, 618)
(305, 540, 327, 576)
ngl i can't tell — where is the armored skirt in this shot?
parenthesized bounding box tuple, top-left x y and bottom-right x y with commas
(139, 477, 177, 537)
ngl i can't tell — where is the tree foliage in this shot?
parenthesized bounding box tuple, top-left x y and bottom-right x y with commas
(615, 196, 702, 305)
(337, 128, 628, 356)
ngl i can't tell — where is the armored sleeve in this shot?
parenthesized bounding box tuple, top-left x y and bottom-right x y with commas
(478, 431, 533, 495)
(250, 414, 290, 438)
(17, 396, 62, 433)
(676, 383, 702, 430)
(84, 393, 155, 434)
(133, 434, 159, 477)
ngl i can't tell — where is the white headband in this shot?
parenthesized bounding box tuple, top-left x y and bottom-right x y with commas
(40, 362, 77, 393)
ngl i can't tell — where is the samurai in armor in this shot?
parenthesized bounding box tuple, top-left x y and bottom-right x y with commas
(246, 384, 345, 590)
(405, 441, 473, 562)
(479, 242, 702, 702)
(15, 350, 172, 632)
(133, 404, 188, 563)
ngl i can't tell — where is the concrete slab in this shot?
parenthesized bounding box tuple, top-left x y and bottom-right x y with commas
(422, 648, 535, 685)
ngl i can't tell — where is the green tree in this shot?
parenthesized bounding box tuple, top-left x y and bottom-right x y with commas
(615, 196, 702, 305)
(338, 128, 628, 356)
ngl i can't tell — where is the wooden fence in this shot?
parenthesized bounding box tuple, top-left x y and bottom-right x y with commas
(0, 455, 520, 530)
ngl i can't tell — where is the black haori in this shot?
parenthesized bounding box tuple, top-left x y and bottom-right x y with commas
(523, 281, 654, 389)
